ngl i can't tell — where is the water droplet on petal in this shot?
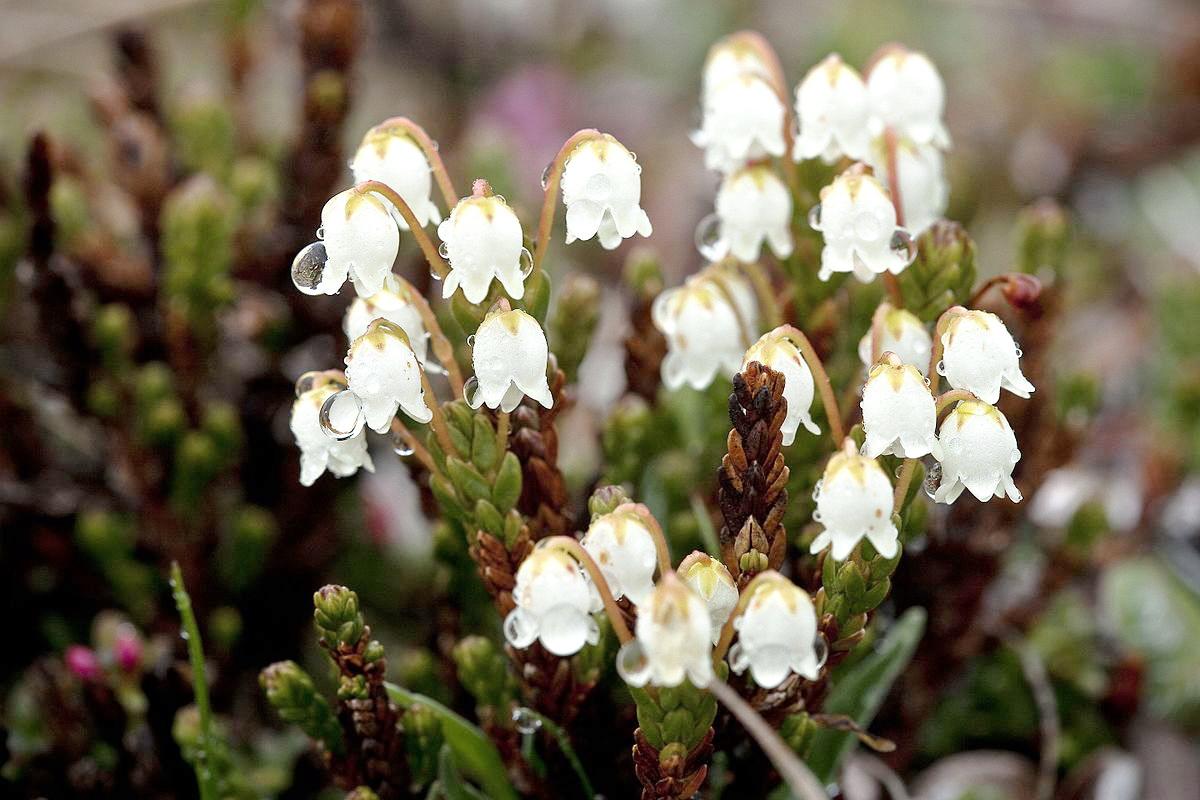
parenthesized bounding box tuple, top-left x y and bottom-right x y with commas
(812, 479, 824, 501)
(616, 639, 651, 686)
(512, 707, 542, 735)
(694, 213, 723, 261)
(291, 242, 329, 295)
(807, 203, 823, 231)
(936, 360, 946, 376)
(890, 228, 918, 265)
(586, 173, 612, 201)
(295, 371, 320, 397)
(923, 376, 931, 387)
(429, 268, 443, 282)
(518, 247, 534, 279)
(1014, 348, 1024, 358)
(463, 376, 482, 407)
(812, 509, 824, 523)
(466, 334, 476, 348)
(812, 635, 829, 669)
(1010, 448, 1021, 463)
(923, 461, 943, 499)
(319, 389, 364, 441)
(438, 241, 450, 259)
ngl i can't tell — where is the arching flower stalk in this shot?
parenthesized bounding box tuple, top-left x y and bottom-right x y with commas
(349, 117, 455, 229)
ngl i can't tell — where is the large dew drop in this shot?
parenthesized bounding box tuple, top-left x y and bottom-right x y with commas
(291, 242, 329, 295)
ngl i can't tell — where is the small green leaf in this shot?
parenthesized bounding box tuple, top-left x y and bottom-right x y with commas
(473, 500, 504, 538)
(470, 415, 497, 472)
(446, 458, 492, 506)
(492, 452, 522, 513)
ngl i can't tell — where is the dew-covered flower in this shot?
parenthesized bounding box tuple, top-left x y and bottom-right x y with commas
(702, 37, 772, 98)
(469, 307, 552, 412)
(860, 356, 942, 460)
(344, 319, 432, 434)
(743, 327, 819, 445)
(810, 442, 897, 561)
(437, 193, 526, 303)
(678, 552, 739, 644)
(504, 547, 602, 657)
(343, 279, 428, 364)
(793, 54, 870, 163)
(293, 189, 399, 297)
(867, 137, 947, 235)
(581, 504, 661, 606)
(653, 269, 756, 391)
(350, 121, 441, 230)
(866, 48, 950, 149)
(561, 134, 652, 250)
(935, 400, 1022, 505)
(814, 168, 908, 283)
(692, 73, 787, 173)
(939, 309, 1034, 404)
(620, 573, 713, 688)
(713, 165, 793, 262)
(729, 573, 820, 688)
(857, 306, 932, 373)
(290, 374, 374, 487)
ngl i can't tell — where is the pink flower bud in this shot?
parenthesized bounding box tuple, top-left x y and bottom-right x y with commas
(114, 627, 144, 672)
(66, 645, 101, 681)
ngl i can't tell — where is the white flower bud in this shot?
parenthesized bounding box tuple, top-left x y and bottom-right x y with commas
(867, 137, 948, 235)
(866, 48, 950, 149)
(742, 328, 820, 446)
(298, 189, 399, 298)
(344, 320, 432, 434)
(810, 443, 898, 561)
(860, 357, 942, 460)
(469, 308, 553, 413)
(290, 378, 374, 487)
(935, 400, 1022, 504)
(857, 307, 932, 374)
(702, 40, 772, 99)
(815, 169, 908, 283)
(350, 122, 441, 230)
(692, 73, 787, 173)
(437, 194, 526, 304)
(939, 309, 1034, 404)
(678, 552, 739, 644)
(653, 270, 756, 391)
(729, 574, 820, 688)
(343, 279, 429, 365)
(713, 165, 793, 263)
(793, 54, 870, 163)
(621, 573, 713, 688)
(581, 504, 661, 606)
(505, 547, 601, 657)
(561, 134, 652, 250)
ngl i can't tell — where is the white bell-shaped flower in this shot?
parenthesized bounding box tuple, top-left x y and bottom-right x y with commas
(692, 73, 787, 173)
(350, 121, 441, 231)
(857, 306, 932, 374)
(742, 327, 820, 445)
(581, 504, 660, 606)
(504, 547, 602, 657)
(815, 168, 908, 283)
(713, 165, 793, 263)
(867, 137, 948, 235)
(561, 134, 652, 250)
(295, 189, 399, 298)
(729, 573, 820, 688)
(678, 552, 739, 644)
(344, 320, 432, 434)
(343, 279, 428, 365)
(653, 270, 755, 391)
(793, 54, 871, 163)
(437, 193, 526, 303)
(620, 573, 713, 688)
(469, 307, 553, 413)
(860, 355, 942, 460)
(939, 309, 1035, 404)
(810, 441, 898, 561)
(702, 38, 772, 99)
(866, 48, 950, 149)
(290, 375, 374, 487)
(935, 400, 1022, 504)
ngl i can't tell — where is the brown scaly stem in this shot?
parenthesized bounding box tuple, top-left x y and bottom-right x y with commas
(717, 362, 790, 588)
(508, 367, 572, 540)
(356, 181, 450, 279)
(632, 728, 714, 800)
(532, 129, 605, 278)
(624, 284, 667, 402)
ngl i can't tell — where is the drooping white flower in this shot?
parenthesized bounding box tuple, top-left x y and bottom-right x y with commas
(713, 165, 793, 263)
(793, 54, 871, 163)
(810, 441, 898, 561)
(290, 374, 374, 487)
(935, 400, 1022, 505)
(504, 547, 602, 657)
(653, 269, 756, 391)
(814, 168, 908, 283)
(619, 573, 713, 688)
(702, 38, 772, 99)
(350, 121, 441, 230)
(866, 48, 950, 149)
(678, 552, 739, 644)
(742, 327, 820, 445)
(437, 193, 526, 303)
(469, 307, 552, 413)
(729, 573, 820, 688)
(857, 306, 932, 374)
(939, 309, 1034, 404)
(867, 136, 948, 235)
(692, 73, 787, 173)
(293, 189, 399, 297)
(343, 279, 429, 364)
(860, 355, 942, 460)
(581, 504, 661, 606)
(561, 134, 652, 250)
(344, 319, 432, 434)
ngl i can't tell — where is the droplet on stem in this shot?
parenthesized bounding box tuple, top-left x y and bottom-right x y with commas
(511, 707, 542, 735)
(518, 247, 534, 279)
(693, 213, 723, 261)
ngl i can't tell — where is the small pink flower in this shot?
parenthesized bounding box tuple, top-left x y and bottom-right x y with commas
(114, 626, 144, 672)
(66, 645, 101, 681)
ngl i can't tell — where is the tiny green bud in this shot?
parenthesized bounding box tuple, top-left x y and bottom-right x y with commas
(403, 703, 443, 789)
(92, 304, 136, 366)
(260, 660, 343, 755)
(313, 585, 365, 648)
(229, 156, 279, 213)
(201, 401, 242, 458)
(623, 246, 664, 298)
(588, 484, 633, 519)
(208, 606, 242, 650)
(550, 273, 601, 380)
(453, 635, 515, 711)
(1015, 198, 1069, 275)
